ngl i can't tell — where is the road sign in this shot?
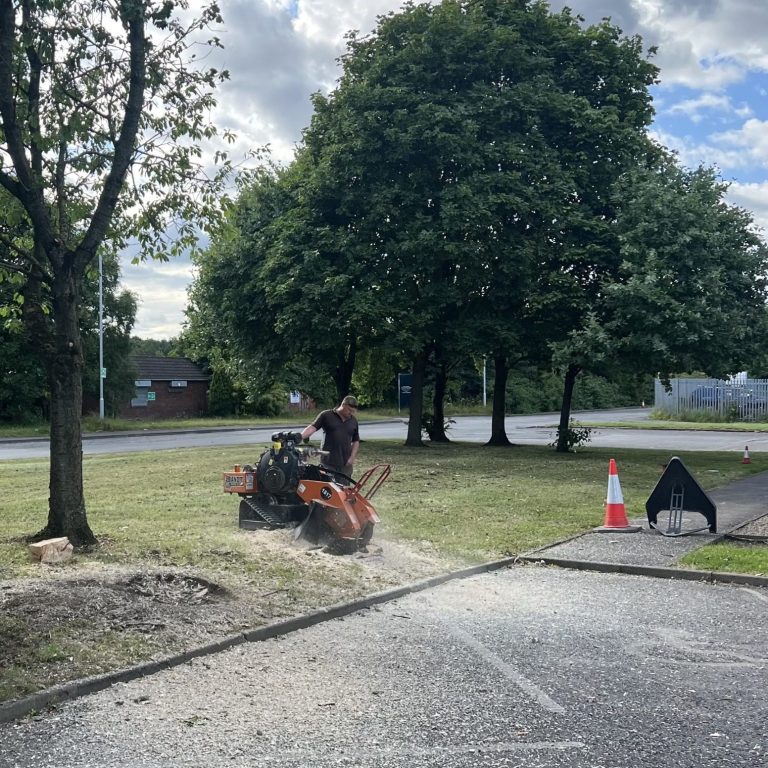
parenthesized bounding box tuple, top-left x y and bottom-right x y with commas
(147, 391, 156, 402)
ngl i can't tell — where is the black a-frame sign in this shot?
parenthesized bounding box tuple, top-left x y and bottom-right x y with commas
(645, 456, 717, 536)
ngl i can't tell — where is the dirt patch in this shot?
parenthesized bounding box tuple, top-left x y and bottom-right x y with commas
(0, 529, 466, 703)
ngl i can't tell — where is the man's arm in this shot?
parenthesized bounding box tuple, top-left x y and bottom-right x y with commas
(349, 439, 360, 465)
(301, 424, 318, 441)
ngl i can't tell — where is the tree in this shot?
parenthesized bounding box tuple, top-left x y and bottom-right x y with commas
(0, 1, 234, 545)
(299, 0, 659, 447)
(551, 158, 768, 449)
(130, 337, 177, 357)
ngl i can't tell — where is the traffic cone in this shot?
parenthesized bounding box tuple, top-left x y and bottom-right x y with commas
(742, 446, 751, 465)
(597, 458, 641, 532)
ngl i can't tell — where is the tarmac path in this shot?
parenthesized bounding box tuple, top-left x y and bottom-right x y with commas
(1, 566, 766, 767)
(2, 408, 768, 459)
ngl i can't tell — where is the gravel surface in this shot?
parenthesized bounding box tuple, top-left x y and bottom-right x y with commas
(1, 566, 766, 767)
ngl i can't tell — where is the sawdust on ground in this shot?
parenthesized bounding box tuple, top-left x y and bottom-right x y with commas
(0, 529, 469, 703)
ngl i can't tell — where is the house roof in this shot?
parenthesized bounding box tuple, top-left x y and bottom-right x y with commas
(131, 355, 209, 382)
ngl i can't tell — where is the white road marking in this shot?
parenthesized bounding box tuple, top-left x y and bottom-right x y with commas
(443, 622, 566, 714)
(740, 587, 768, 604)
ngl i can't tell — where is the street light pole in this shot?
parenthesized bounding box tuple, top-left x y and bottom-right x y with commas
(98, 251, 105, 420)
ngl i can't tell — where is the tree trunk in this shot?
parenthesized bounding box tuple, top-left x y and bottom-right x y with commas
(428, 359, 450, 442)
(334, 335, 356, 401)
(555, 363, 581, 453)
(486, 354, 512, 446)
(405, 348, 427, 447)
(36, 267, 96, 547)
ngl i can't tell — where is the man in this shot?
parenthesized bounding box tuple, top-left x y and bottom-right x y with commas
(301, 395, 360, 481)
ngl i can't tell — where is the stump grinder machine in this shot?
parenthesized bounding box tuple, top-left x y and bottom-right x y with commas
(223, 431, 391, 553)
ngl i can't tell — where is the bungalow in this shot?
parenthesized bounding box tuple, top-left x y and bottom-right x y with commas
(120, 356, 210, 420)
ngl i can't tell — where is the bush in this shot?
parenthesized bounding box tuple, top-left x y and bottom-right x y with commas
(550, 420, 593, 452)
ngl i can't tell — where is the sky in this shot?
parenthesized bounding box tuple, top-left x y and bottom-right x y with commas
(121, 0, 768, 339)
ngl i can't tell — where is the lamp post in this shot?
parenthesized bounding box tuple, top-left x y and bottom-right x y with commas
(98, 252, 105, 420)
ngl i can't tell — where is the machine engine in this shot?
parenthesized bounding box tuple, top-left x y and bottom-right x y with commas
(256, 431, 304, 496)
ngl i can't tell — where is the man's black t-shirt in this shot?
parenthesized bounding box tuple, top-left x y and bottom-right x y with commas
(311, 409, 359, 468)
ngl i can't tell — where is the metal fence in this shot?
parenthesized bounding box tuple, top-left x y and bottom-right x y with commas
(654, 377, 768, 422)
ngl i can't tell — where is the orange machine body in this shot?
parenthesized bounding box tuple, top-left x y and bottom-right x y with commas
(223, 461, 389, 544)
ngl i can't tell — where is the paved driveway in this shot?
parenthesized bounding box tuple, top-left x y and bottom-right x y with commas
(2, 567, 766, 767)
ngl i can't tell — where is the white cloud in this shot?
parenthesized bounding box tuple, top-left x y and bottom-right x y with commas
(292, 0, 410, 43)
(666, 93, 752, 123)
(711, 119, 768, 167)
(121, 260, 196, 340)
(726, 181, 768, 235)
(539, 1, 766, 88)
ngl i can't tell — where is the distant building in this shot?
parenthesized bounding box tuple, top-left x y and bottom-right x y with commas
(288, 390, 316, 411)
(120, 356, 210, 420)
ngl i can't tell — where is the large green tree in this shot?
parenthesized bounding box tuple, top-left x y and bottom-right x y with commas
(550, 157, 768, 449)
(298, 0, 659, 446)
(0, 1, 234, 545)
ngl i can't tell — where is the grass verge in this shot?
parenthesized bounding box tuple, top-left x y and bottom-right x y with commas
(1, 440, 766, 703)
(583, 419, 768, 432)
(680, 542, 768, 576)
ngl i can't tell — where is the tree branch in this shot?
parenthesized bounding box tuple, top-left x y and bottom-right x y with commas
(0, 166, 23, 198)
(75, 2, 146, 270)
(22, 0, 42, 179)
(0, 1, 53, 246)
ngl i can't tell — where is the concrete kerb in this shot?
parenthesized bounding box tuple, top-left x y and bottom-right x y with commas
(516, 554, 768, 588)
(0, 556, 518, 724)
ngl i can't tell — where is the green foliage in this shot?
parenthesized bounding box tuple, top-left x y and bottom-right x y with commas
(351, 348, 400, 407)
(421, 413, 456, 441)
(247, 384, 287, 417)
(188, 0, 660, 443)
(130, 337, 178, 357)
(505, 368, 651, 414)
(549, 420, 593, 452)
(207, 367, 237, 417)
(602, 161, 768, 379)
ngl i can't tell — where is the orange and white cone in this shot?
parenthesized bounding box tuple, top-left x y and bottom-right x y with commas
(743, 446, 751, 465)
(597, 458, 641, 532)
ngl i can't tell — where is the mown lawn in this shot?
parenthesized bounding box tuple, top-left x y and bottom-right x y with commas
(2, 440, 766, 571)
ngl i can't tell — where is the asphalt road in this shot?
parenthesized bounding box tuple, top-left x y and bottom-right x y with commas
(1, 566, 766, 767)
(0, 408, 766, 459)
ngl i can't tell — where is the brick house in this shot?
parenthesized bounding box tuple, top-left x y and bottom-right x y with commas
(119, 356, 210, 420)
